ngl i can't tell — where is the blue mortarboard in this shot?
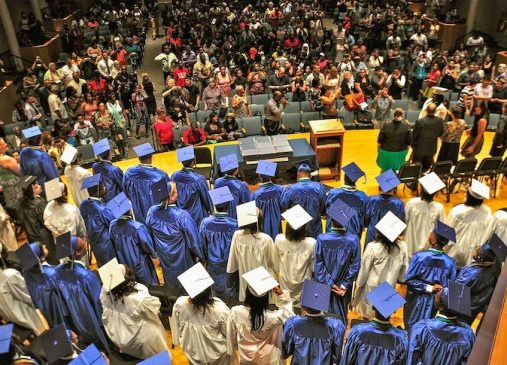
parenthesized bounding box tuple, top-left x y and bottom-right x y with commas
(301, 279, 331, 312)
(327, 198, 355, 227)
(106, 192, 132, 219)
(0, 324, 13, 354)
(69, 344, 107, 365)
(15, 243, 40, 271)
(297, 162, 311, 173)
(219, 153, 239, 173)
(375, 169, 401, 193)
(177, 146, 195, 162)
(366, 282, 406, 319)
(434, 221, 456, 243)
(444, 280, 471, 317)
(209, 186, 234, 206)
(481, 234, 507, 262)
(342, 162, 365, 183)
(40, 324, 74, 364)
(137, 350, 172, 365)
(133, 143, 155, 159)
(81, 173, 101, 190)
(256, 160, 277, 177)
(151, 179, 170, 203)
(55, 232, 73, 260)
(21, 126, 42, 139)
(92, 138, 110, 156)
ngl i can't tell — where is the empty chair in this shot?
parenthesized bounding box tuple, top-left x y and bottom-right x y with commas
(450, 92, 459, 101)
(487, 114, 500, 131)
(188, 111, 197, 123)
(284, 102, 300, 113)
(301, 112, 321, 130)
(393, 99, 409, 111)
(285, 92, 294, 101)
(4, 122, 27, 135)
(300, 101, 313, 113)
(241, 116, 263, 136)
(194, 147, 214, 182)
(338, 110, 355, 128)
(405, 110, 420, 126)
(398, 162, 422, 193)
(197, 110, 212, 124)
(281, 113, 302, 133)
(446, 158, 477, 202)
(250, 104, 265, 116)
(250, 94, 269, 105)
(336, 99, 344, 110)
(430, 160, 453, 182)
(475, 157, 503, 198)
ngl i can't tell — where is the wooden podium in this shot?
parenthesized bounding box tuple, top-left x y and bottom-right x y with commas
(309, 119, 345, 180)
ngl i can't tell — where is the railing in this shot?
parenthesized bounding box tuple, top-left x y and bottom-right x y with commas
(0, 52, 32, 73)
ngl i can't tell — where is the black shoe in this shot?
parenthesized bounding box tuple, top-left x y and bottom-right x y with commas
(144, 133, 149, 138)
(135, 135, 141, 140)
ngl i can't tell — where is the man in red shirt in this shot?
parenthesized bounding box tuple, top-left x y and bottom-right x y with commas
(182, 122, 206, 146)
(173, 61, 189, 87)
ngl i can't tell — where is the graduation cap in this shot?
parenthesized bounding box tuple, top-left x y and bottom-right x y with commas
(366, 282, 406, 319)
(40, 324, 74, 364)
(0, 323, 13, 355)
(15, 243, 40, 271)
(55, 232, 73, 260)
(177, 262, 215, 298)
(208, 186, 234, 206)
(137, 351, 172, 365)
(432, 86, 448, 95)
(242, 266, 279, 297)
(301, 279, 331, 313)
(92, 138, 111, 157)
(151, 179, 170, 203)
(256, 160, 277, 177)
(327, 198, 355, 227)
(375, 211, 407, 242)
(177, 146, 195, 162)
(106, 192, 132, 219)
(21, 126, 42, 139)
(419, 172, 445, 195)
(236, 201, 258, 227)
(44, 178, 64, 201)
(375, 170, 401, 193)
(469, 179, 490, 200)
(444, 280, 471, 317)
(281, 204, 312, 230)
(133, 143, 155, 159)
(434, 220, 456, 244)
(297, 162, 312, 173)
(98, 258, 125, 293)
(81, 173, 101, 190)
(342, 162, 365, 183)
(481, 234, 507, 262)
(20, 175, 37, 190)
(69, 344, 107, 365)
(60, 145, 78, 165)
(219, 153, 239, 173)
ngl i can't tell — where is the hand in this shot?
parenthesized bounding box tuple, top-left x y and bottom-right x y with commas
(497, 145, 503, 149)
(466, 146, 474, 154)
(432, 284, 443, 292)
(465, 110, 471, 117)
(273, 286, 283, 296)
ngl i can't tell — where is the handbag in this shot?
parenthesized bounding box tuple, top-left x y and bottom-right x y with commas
(344, 93, 356, 110)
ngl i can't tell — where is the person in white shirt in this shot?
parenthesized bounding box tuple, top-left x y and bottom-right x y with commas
(97, 52, 114, 80)
(48, 85, 68, 121)
(67, 71, 87, 98)
(493, 208, 507, 244)
(410, 28, 428, 47)
(60, 59, 80, 85)
(474, 77, 494, 102)
(24, 95, 43, 123)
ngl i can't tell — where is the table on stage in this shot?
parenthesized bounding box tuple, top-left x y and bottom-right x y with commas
(212, 138, 318, 180)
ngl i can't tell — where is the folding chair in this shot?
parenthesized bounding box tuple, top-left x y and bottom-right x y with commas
(430, 160, 453, 182)
(446, 158, 477, 202)
(398, 162, 422, 193)
(474, 157, 503, 198)
(194, 147, 214, 182)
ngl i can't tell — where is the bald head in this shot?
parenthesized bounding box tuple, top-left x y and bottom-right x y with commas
(426, 103, 437, 116)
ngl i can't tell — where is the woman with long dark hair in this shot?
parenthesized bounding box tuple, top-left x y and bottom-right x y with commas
(461, 102, 489, 158)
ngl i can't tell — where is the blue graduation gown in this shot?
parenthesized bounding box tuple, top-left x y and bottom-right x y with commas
(325, 187, 368, 237)
(199, 213, 238, 300)
(281, 178, 327, 238)
(122, 165, 170, 223)
(171, 168, 212, 226)
(455, 261, 501, 322)
(146, 204, 204, 293)
(340, 321, 408, 365)
(55, 262, 111, 353)
(314, 230, 361, 323)
(251, 182, 284, 239)
(403, 249, 457, 330)
(364, 194, 405, 244)
(92, 161, 124, 203)
(213, 175, 251, 219)
(79, 198, 116, 267)
(282, 315, 345, 365)
(23, 264, 67, 327)
(407, 316, 476, 365)
(109, 217, 159, 286)
(19, 147, 59, 187)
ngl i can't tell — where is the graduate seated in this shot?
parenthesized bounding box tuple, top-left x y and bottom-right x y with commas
(0, 323, 41, 365)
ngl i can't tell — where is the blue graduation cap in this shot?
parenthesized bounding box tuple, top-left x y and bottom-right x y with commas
(40, 324, 74, 364)
(133, 143, 155, 159)
(81, 173, 101, 190)
(0, 323, 13, 354)
(444, 280, 471, 317)
(375, 169, 401, 193)
(327, 198, 355, 227)
(342, 162, 365, 183)
(55, 231, 73, 260)
(434, 221, 456, 244)
(20, 175, 37, 190)
(151, 179, 170, 203)
(366, 282, 406, 319)
(301, 279, 331, 313)
(177, 146, 195, 162)
(256, 160, 277, 177)
(297, 162, 312, 173)
(481, 234, 507, 262)
(137, 350, 172, 365)
(21, 126, 41, 139)
(219, 153, 239, 173)
(209, 186, 234, 206)
(69, 344, 107, 365)
(15, 243, 40, 271)
(106, 192, 132, 219)
(92, 138, 110, 156)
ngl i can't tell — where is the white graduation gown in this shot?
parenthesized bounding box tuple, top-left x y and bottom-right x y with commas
(43, 200, 87, 238)
(493, 210, 507, 244)
(445, 204, 494, 268)
(226, 230, 277, 302)
(352, 240, 409, 318)
(404, 198, 445, 257)
(272, 234, 316, 305)
(64, 165, 91, 206)
(0, 267, 48, 334)
(172, 296, 233, 365)
(100, 283, 169, 360)
(0, 204, 17, 251)
(227, 291, 293, 365)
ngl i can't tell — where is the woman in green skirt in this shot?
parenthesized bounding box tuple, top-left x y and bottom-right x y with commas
(376, 108, 412, 172)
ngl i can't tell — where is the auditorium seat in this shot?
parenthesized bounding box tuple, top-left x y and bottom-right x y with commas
(250, 104, 265, 116)
(281, 113, 302, 133)
(301, 112, 321, 130)
(250, 94, 269, 105)
(241, 116, 263, 136)
(300, 101, 313, 113)
(284, 102, 300, 113)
